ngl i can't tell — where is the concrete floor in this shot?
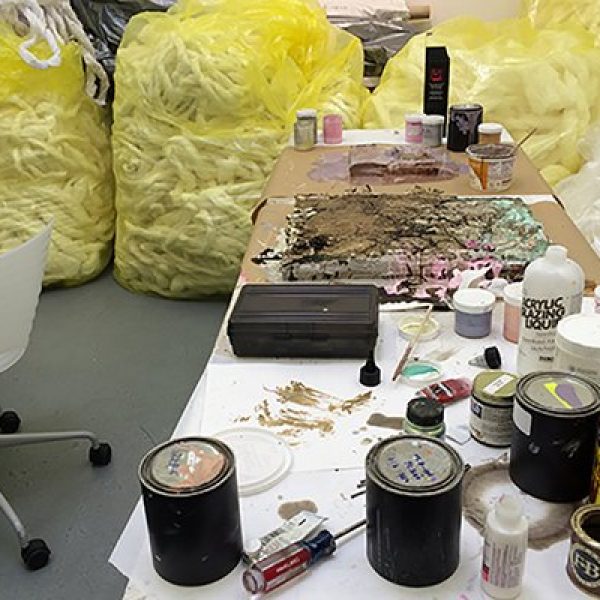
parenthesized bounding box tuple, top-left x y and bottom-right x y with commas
(0, 269, 228, 600)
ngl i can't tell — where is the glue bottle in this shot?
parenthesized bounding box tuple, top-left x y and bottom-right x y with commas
(517, 245, 584, 375)
(481, 495, 528, 600)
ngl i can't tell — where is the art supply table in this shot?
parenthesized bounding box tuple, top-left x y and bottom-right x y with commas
(111, 131, 600, 600)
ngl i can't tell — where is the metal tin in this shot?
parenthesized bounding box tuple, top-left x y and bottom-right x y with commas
(510, 372, 600, 502)
(404, 397, 445, 438)
(366, 435, 464, 586)
(139, 437, 242, 585)
(470, 371, 518, 448)
(447, 104, 483, 152)
(567, 505, 600, 595)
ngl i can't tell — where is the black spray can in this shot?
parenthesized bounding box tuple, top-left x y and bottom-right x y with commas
(510, 372, 600, 502)
(447, 104, 483, 152)
(366, 435, 464, 587)
(139, 437, 242, 585)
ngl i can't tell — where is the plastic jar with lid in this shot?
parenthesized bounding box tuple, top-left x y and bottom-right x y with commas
(422, 115, 445, 147)
(478, 123, 503, 145)
(405, 113, 425, 144)
(503, 282, 523, 343)
(403, 397, 445, 438)
(453, 288, 496, 339)
(555, 314, 600, 382)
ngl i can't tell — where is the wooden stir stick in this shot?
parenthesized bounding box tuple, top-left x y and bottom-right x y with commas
(392, 304, 434, 382)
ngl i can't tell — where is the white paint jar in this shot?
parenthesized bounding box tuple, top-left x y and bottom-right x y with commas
(555, 314, 600, 383)
(422, 115, 445, 147)
(453, 288, 496, 339)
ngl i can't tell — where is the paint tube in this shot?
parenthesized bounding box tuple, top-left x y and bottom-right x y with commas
(242, 511, 327, 564)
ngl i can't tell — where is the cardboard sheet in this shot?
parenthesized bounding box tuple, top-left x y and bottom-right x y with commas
(257, 143, 600, 288)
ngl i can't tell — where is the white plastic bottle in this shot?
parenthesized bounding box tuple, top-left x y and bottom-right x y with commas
(517, 245, 584, 375)
(481, 495, 528, 599)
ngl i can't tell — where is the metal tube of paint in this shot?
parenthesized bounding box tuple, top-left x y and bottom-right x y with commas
(510, 372, 600, 502)
(139, 437, 242, 585)
(366, 434, 464, 586)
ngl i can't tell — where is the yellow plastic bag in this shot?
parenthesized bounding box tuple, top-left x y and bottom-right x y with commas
(0, 25, 114, 286)
(113, 0, 367, 298)
(522, 0, 600, 39)
(363, 17, 600, 186)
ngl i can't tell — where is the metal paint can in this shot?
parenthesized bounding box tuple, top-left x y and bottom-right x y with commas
(470, 370, 518, 448)
(447, 103, 483, 152)
(366, 434, 464, 586)
(139, 437, 242, 585)
(567, 505, 600, 595)
(510, 372, 600, 502)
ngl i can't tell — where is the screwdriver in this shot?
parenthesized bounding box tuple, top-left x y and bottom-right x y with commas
(242, 518, 366, 595)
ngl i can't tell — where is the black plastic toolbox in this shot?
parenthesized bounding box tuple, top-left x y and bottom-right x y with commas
(227, 284, 379, 358)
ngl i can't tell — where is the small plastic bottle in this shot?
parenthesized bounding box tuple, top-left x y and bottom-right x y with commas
(481, 495, 528, 600)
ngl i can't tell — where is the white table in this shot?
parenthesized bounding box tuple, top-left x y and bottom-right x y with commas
(111, 289, 595, 599)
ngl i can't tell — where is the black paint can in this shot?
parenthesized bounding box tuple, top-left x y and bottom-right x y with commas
(510, 372, 600, 502)
(139, 437, 242, 585)
(447, 104, 483, 152)
(366, 434, 464, 586)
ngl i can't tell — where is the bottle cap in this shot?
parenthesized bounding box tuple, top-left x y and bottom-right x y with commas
(406, 397, 444, 427)
(360, 351, 381, 387)
(545, 245, 567, 263)
(297, 109, 317, 119)
(468, 346, 502, 369)
(478, 122, 503, 135)
(422, 114, 445, 125)
(495, 495, 523, 527)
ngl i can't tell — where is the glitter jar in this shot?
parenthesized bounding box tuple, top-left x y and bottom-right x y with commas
(294, 109, 317, 151)
(422, 115, 445, 147)
(405, 113, 424, 144)
(453, 288, 496, 339)
(502, 282, 523, 343)
(404, 397, 445, 438)
(323, 114, 343, 144)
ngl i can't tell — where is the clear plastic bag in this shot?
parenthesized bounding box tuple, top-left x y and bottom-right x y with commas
(113, 0, 367, 297)
(522, 0, 600, 39)
(363, 17, 600, 186)
(555, 125, 600, 256)
(0, 25, 114, 286)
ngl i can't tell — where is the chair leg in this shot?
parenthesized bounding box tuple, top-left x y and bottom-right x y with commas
(0, 431, 112, 466)
(0, 489, 28, 548)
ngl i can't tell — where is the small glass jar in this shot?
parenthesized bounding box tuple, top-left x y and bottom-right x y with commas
(294, 119, 315, 151)
(478, 123, 503, 145)
(403, 397, 445, 438)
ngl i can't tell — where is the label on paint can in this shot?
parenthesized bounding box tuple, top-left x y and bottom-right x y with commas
(483, 373, 516, 396)
(569, 543, 600, 590)
(470, 397, 513, 447)
(512, 401, 532, 436)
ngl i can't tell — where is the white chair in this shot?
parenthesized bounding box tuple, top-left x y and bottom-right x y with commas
(0, 224, 111, 570)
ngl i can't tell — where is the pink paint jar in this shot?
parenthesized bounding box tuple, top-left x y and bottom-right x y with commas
(405, 113, 424, 144)
(323, 114, 343, 144)
(503, 282, 523, 343)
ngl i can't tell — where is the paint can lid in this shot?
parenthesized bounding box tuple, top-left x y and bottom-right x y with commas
(406, 397, 444, 427)
(503, 282, 523, 306)
(451, 103, 483, 111)
(452, 288, 496, 314)
(367, 435, 463, 495)
(297, 108, 317, 119)
(556, 314, 600, 360)
(473, 371, 518, 404)
(405, 112, 425, 122)
(139, 437, 232, 496)
(214, 427, 292, 496)
(518, 372, 600, 416)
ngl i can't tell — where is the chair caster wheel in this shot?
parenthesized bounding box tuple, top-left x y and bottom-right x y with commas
(0, 410, 21, 434)
(21, 539, 50, 570)
(89, 442, 111, 466)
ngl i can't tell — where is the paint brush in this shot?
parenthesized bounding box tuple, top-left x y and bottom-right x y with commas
(392, 304, 433, 382)
(514, 128, 537, 152)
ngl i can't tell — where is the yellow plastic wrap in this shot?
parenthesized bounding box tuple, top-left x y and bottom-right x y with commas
(363, 17, 600, 186)
(522, 0, 600, 39)
(113, 0, 367, 298)
(0, 25, 114, 286)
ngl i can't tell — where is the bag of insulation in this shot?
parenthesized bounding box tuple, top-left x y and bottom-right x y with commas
(555, 125, 600, 256)
(0, 6, 114, 286)
(362, 17, 600, 187)
(113, 0, 367, 298)
(522, 0, 600, 39)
